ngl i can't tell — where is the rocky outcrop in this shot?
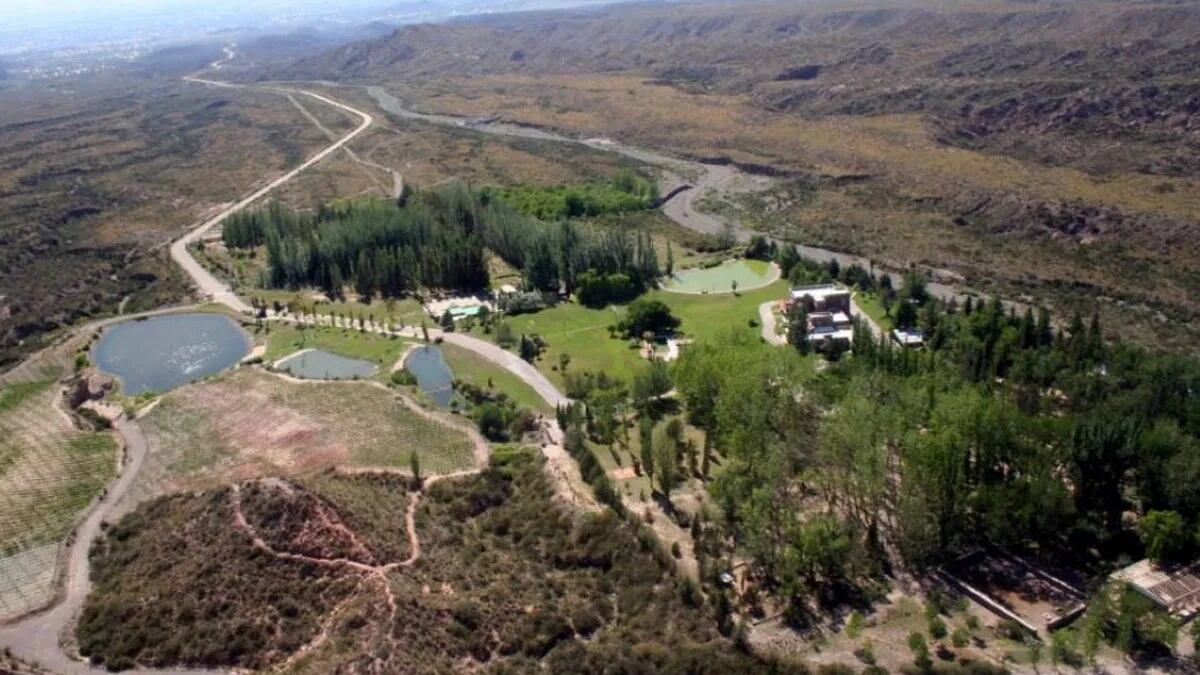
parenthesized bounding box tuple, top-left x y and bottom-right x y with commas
(63, 370, 115, 410)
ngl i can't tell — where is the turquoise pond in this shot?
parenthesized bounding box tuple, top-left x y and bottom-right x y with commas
(405, 346, 455, 408)
(663, 259, 775, 294)
(276, 349, 377, 380)
(92, 313, 251, 395)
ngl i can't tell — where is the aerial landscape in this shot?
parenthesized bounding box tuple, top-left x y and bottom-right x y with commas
(0, 0, 1198, 673)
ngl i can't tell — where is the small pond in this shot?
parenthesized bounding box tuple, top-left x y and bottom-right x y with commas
(663, 259, 776, 294)
(93, 313, 252, 396)
(276, 349, 377, 381)
(405, 346, 455, 408)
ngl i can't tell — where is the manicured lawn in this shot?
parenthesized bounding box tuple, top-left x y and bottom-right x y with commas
(501, 302, 641, 387)
(853, 291, 895, 332)
(439, 343, 553, 414)
(647, 279, 787, 344)
(496, 279, 790, 388)
(260, 324, 414, 374)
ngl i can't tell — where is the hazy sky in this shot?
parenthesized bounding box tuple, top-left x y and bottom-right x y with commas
(0, 0, 620, 53)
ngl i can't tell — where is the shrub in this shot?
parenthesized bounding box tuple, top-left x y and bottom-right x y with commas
(498, 291, 548, 316)
(845, 610, 863, 639)
(576, 270, 641, 308)
(952, 628, 970, 648)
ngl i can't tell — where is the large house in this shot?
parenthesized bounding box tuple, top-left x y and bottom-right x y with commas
(789, 284, 851, 314)
(786, 284, 854, 349)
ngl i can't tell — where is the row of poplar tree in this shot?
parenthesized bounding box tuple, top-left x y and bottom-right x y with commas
(222, 182, 661, 301)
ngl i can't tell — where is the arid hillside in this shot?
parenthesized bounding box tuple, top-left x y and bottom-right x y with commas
(0, 72, 346, 372)
(280, 0, 1200, 175)
(271, 0, 1200, 349)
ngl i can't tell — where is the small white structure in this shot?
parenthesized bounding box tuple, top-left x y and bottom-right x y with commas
(1112, 559, 1200, 618)
(892, 328, 925, 348)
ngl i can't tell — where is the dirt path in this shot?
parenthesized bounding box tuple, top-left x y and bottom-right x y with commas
(758, 301, 787, 346)
(228, 467, 481, 671)
(174, 58, 374, 314)
(0, 420, 211, 675)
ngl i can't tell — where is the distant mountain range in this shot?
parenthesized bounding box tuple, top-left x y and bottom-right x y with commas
(276, 0, 1200, 178)
(265, 0, 1200, 350)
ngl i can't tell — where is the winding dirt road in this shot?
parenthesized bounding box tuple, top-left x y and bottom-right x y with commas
(0, 421, 209, 675)
(0, 57, 380, 675)
(172, 76, 374, 314)
(0, 59, 898, 674)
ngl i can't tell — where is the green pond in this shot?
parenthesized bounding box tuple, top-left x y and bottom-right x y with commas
(663, 259, 775, 294)
(277, 349, 377, 380)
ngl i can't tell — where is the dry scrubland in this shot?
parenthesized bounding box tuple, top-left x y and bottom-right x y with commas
(0, 74, 344, 371)
(116, 368, 476, 518)
(79, 449, 776, 673)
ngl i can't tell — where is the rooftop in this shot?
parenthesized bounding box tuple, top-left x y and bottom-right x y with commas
(790, 284, 850, 302)
(1112, 559, 1200, 616)
(893, 329, 925, 346)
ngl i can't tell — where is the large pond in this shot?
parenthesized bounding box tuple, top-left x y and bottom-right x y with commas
(93, 313, 251, 396)
(405, 346, 454, 408)
(663, 259, 776, 294)
(276, 349, 377, 381)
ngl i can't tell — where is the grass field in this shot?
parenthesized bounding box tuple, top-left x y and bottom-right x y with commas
(439, 342, 553, 413)
(0, 379, 117, 617)
(120, 368, 476, 517)
(501, 280, 789, 387)
(853, 292, 895, 333)
(260, 324, 415, 373)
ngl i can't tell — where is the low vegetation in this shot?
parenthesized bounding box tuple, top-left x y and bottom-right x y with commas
(127, 368, 476, 510)
(482, 169, 659, 220)
(78, 448, 803, 673)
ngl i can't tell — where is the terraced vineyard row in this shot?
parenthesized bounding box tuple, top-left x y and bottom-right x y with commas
(0, 379, 117, 618)
(118, 369, 476, 519)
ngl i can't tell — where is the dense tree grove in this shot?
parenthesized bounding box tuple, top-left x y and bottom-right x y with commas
(482, 169, 659, 221)
(224, 183, 661, 302)
(674, 261, 1200, 636)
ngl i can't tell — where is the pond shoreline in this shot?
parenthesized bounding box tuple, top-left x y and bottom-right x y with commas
(662, 260, 781, 296)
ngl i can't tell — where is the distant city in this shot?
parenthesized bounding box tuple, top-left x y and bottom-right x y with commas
(0, 0, 634, 80)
